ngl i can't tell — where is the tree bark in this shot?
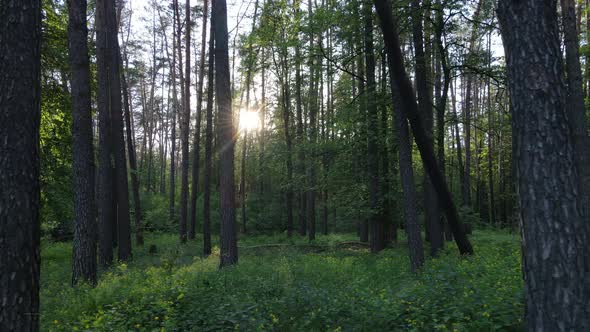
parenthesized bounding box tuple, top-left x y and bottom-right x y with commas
(190, 0, 209, 240)
(364, 0, 383, 252)
(498, 1, 590, 329)
(560, 0, 590, 224)
(214, 0, 238, 267)
(179, 0, 192, 242)
(69, 0, 97, 286)
(374, 0, 474, 256)
(203, 8, 215, 256)
(0, 0, 41, 328)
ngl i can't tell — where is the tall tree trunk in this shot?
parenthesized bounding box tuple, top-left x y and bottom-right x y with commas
(294, 0, 307, 236)
(170, 12, 179, 224)
(69, 0, 97, 286)
(0, 0, 41, 328)
(560, 0, 590, 222)
(203, 9, 215, 256)
(173, 0, 186, 239)
(307, 0, 318, 242)
(498, 1, 590, 329)
(411, 0, 442, 255)
(190, 0, 209, 240)
(100, 0, 132, 261)
(214, 0, 238, 267)
(374, 0, 474, 256)
(364, 0, 383, 252)
(179, 0, 192, 242)
(121, 54, 142, 246)
(390, 58, 424, 272)
(96, 0, 114, 266)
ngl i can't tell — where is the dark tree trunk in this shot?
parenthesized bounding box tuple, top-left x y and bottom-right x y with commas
(173, 0, 186, 240)
(390, 60, 424, 272)
(560, 0, 590, 223)
(203, 10, 215, 256)
(498, 1, 590, 330)
(96, 0, 114, 266)
(69, 0, 97, 286)
(295, 1, 306, 237)
(307, 0, 317, 242)
(364, 0, 384, 253)
(374, 0, 474, 256)
(214, 0, 238, 267)
(121, 57, 142, 246)
(104, 0, 132, 261)
(179, 0, 192, 243)
(0, 0, 41, 329)
(170, 12, 179, 224)
(190, 0, 209, 241)
(411, 0, 442, 255)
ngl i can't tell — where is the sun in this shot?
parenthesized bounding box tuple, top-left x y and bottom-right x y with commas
(239, 110, 259, 131)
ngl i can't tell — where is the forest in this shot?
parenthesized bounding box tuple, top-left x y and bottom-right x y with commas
(0, 0, 589, 330)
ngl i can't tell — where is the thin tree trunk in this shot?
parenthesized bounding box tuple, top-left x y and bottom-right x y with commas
(179, 0, 192, 242)
(203, 9, 215, 256)
(190, 0, 209, 240)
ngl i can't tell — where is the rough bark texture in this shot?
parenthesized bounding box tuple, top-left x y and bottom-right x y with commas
(498, 0, 590, 330)
(214, 0, 238, 267)
(560, 0, 590, 223)
(374, 0, 473, 256)
(68, 0, 97, 286)
(0, 0, 41, 329)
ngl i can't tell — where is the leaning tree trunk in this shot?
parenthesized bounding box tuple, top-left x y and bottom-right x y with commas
(374, 0, 474, 256)
(498, 0, 590, 330)
(214, 0, 238, 267)
(0, 0, 41, 329)
(69, 0, 97, 286)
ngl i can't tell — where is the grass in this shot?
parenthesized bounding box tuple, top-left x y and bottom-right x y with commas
(41, 231, 523, 331)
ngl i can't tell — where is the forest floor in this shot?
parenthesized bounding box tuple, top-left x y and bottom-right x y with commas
(41, 231, 523, 331)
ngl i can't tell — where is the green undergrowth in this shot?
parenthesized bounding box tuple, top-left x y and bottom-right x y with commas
(41, 231, 523, 331)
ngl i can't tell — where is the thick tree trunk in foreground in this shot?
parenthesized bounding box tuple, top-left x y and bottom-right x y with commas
(0, 0, 41, 329)
(68, 0, 97, 286)
(374, 0, 474, 256)
(498, 0, 590, 330)
(214, 0, 238, 267)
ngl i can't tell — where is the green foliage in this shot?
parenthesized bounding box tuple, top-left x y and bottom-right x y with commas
(41, 231, 523, 331)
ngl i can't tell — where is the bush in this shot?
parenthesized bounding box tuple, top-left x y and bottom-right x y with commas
(41, 231, 523, 331)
